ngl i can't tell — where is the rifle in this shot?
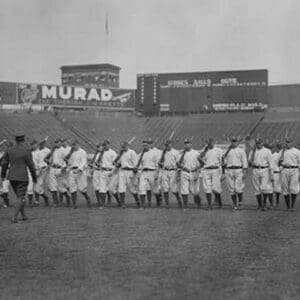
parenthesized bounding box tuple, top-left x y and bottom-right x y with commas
(221, 136, 243, 173)
(158, 130, 175, 168)
(198, 144, 209, 167)
(279, 130, 289, 167)
(113, 136, 136, 168)
(248, 144, 257, 168)
(0, 139, 7, 147)
(44, 143, 58, 165)
(133, 149, 146, 173)
(176, 148, 187, 181)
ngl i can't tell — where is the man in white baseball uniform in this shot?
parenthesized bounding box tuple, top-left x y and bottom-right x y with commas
(202, 138, 223, 209)
(279, 138, 300, 211)
(115, 141, 139, 208)
(59, 138, 72, 205)
(47, 139, 70, 207)
(136, 139, 158, 208)
(159, 139, 182, 208)
(248, 138, 274, 211)
(271, 141, 282, 207)
(94, 140, 118, 208)
(33, 139, 50, 206)
(148, 139, 163, 207)
(179, 139, 201, 209)
(0, 141, 13, 207)
(223, 137, 248, 210)
(66, 140, 90, 208)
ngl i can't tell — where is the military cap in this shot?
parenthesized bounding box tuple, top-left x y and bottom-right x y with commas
(15, 131, 25, 138)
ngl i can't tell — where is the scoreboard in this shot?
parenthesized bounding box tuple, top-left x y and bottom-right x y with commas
(136, 69, 268, 115)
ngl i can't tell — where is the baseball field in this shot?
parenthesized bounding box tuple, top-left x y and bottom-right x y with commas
(0, 180, 299, 300)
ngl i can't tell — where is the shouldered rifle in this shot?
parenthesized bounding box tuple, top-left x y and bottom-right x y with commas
(89, 149, 100, 168)
(133, 149, 146, 173)
(64, 147, 75, 164)
(198, 144, 209, 167)
(278, 144, 286, 167)
(0, 139, 7, 147)
(113, 136, 136, 168)
(95, 148, 105, 168)
(44, 144, 58, 165)
(248, 144, 256, 168)
(176, 148, 187, 181)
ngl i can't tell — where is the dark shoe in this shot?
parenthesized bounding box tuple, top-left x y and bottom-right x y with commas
(11, 218, 18, 223)
(22, 216, 28, 221)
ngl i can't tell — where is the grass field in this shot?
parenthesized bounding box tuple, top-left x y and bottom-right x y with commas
(0, 181, 299, 300)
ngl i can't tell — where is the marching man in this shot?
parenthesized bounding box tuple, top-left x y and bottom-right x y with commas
(0, 140, 12, 207)
(115, 140, 139, 208)
(178, 138, 201, 209)
(34, 138, 50, 206)
(65, 140, 90, 208)
(201, 138, 223, 209)
(279, 137, 300, 211)
(271, 141, 282, 207)
(159, 139, 182, 208)
(148, 139, 163, 207)
(46, 139, 70, 207)
(94, 140, 118, 208)
(135, 139, 158, 208)
(248, 138, 274, 211)
(223, 137, 248, 210)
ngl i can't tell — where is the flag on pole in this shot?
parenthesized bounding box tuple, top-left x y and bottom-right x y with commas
(105, 12, 109, 36)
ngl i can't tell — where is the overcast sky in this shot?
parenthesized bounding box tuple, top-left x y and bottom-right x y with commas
(0, 0, 299, 88)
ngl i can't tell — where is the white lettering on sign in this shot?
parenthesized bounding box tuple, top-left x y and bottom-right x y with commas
(87, 88, 100, 101)
(59, 86, 72, 100)
(42, 86, 57, 99)
(101, 89, 112, 101)
(74, 88, 87, 101)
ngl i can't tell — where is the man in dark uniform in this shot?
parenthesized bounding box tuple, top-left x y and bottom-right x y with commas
(1, 132, 37, 223)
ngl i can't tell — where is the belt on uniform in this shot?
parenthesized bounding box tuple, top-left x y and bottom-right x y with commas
(52, 165, 62, 169)
(121, 167, 134, 171)
(204, 166, 219, 170)
(182, 168, 198, 173)
(142, 168, 156, 172)
(163, 167, 177, 171)
(252, 166, 268, 169)
(70, 166, 78, 170)
(101, 167, 113, 171)
(273, 171, 280, 174)
(226, 166, 242, 169)
(282, 165, 298, 169)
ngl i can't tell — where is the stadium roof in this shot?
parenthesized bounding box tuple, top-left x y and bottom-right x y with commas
(60, 63, 121, 71)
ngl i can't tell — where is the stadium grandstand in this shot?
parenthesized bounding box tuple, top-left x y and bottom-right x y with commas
(1, 110, 299, 152)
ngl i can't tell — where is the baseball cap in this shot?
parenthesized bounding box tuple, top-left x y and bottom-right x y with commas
(102, 139, 110, 146)
(285, 137, 293, 143)
(255, 138, 263, 144)
(231, 136, 238, 142)
(184, 138, 192, 144)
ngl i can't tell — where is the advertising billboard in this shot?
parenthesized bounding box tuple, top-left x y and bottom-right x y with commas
(17, 83, 135, 108)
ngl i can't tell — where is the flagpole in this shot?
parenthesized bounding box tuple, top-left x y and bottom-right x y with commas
(105, 11, 109, 62)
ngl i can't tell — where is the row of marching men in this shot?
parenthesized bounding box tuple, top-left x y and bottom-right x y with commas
(1, 135, 299, 211)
